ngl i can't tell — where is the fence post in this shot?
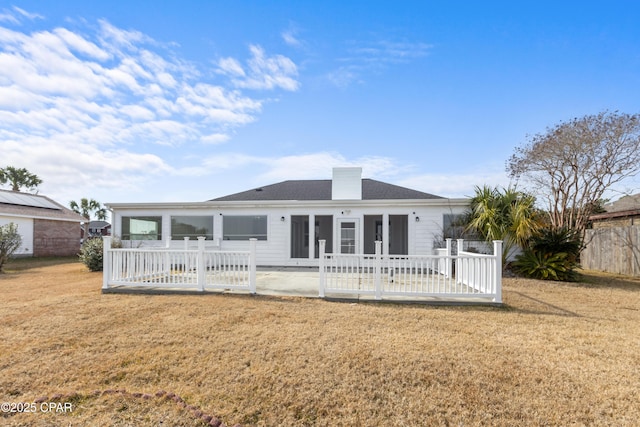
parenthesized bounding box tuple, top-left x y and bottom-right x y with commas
(456, 238, 464, 285)
(445, 238, 452, 278)
(318, 239, 326, 298)
(102, 236, 111, 290)
(493, 240, 503, 303)
(374, 240, 382, 300)
(183, 236, 189, 251)
(197, 236, 206, 291)
(249, 238, 257, 294)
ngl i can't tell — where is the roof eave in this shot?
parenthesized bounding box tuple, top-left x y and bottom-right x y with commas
(107, 197, 469, 210)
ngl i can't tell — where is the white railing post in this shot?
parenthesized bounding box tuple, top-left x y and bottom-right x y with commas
(457, 238, 464, 285)
(493, 240, 503, 303)
(197, 236, 206, 291)
(445, 238, 452, 278)
(374, 240, 382, 300)
(102, 236, 112, 290)
(249, 238, 257, 294)
(318, 239, 326, 298)
(183, 236, 189, 251)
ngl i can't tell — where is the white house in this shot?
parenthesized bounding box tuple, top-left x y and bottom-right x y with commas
(107, 168, 469, 267)
(0, 189, 85, 257)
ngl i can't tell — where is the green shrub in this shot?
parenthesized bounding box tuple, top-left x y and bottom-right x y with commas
(79, 237, 122, 272)
(0, 222, 22, 272)
(512, 227, 582, 281)
(512, 250, 579, 281)
(529, 227, 582, 263)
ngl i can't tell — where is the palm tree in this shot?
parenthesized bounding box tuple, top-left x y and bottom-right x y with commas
(0, 166, 42, 192)
(70, 198, 107, 241)
(465, 185, 541, 265)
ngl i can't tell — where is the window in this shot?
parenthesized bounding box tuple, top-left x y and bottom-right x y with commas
(443, 214, 475, 239)
(223, 215, 267, 240)
(122, 216, 162, 240)
(171, 216, 214, 240)
(340, 221, 356, 254)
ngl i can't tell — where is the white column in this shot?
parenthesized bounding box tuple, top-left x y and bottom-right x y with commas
(197, 236, 206, 291)
(445, 238, 452, 279)
(382, 213, 389, 255)
(374, 240, 382, 300)
(309, 214, 315, 260)
(249, 238, 257, 294)
(318, 239, 326, 298)
(456, 238, 464, 284)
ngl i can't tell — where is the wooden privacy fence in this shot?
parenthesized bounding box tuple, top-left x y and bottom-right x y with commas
(319, 239, 502, 303)
(102, 236, 257, 292)
(582, 225, 640, 277)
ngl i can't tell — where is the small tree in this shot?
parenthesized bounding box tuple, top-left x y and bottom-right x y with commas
(0, 223, 22, 272)
(0, 166, 42, 192)
(70, 198, 107, 239)
(465, 185, 541, 265)
(508, 111, 640, 236)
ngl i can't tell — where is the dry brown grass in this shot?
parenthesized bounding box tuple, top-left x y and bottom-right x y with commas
(1, 258, 639, 426)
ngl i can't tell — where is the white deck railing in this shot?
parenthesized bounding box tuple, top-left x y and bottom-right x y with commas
(102, 236, 256, 293)
(319, 239, 502, 302)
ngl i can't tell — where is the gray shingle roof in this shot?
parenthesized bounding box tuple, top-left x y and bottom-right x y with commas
(211, 179, 443, 201)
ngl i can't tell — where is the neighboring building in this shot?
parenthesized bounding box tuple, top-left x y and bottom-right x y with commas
(0, 189, 86, 257)
(107, 168, 469, 267)
(589, 193, 640, 228)
(81, 220, 111, 239)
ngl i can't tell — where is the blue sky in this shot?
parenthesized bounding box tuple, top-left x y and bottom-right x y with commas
(1, 1, 639, 212)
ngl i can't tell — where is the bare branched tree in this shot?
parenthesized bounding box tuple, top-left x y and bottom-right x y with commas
(507, 111, 640, 236)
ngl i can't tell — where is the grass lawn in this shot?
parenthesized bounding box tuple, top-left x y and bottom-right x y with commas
(1, 258, 639, 426)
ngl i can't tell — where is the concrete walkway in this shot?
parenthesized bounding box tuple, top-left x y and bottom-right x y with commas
(255, 269, 319, 298)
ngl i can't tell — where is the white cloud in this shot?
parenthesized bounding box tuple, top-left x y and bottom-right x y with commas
(12, 7, 44, 21)
(0, 12, 19, 24)
(198, 150, 511, 199)
(350, 40, 432, 63)
(0, 15, 300, 201)
(200, 133, 230, 145)
(53, 28, 111, 61)
(217, 57, 245, 76)
(326, 38, 432, 88)
(282, 31, 300, 47)
(218, 44, 300, 91)
(399, 170, 512, 198)
(0, 6, 43, 24)
(201, 151, 404, 184)
(281, 25, 303, 48)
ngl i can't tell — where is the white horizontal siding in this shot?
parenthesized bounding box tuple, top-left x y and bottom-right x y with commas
(110, 201, 469, 267)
